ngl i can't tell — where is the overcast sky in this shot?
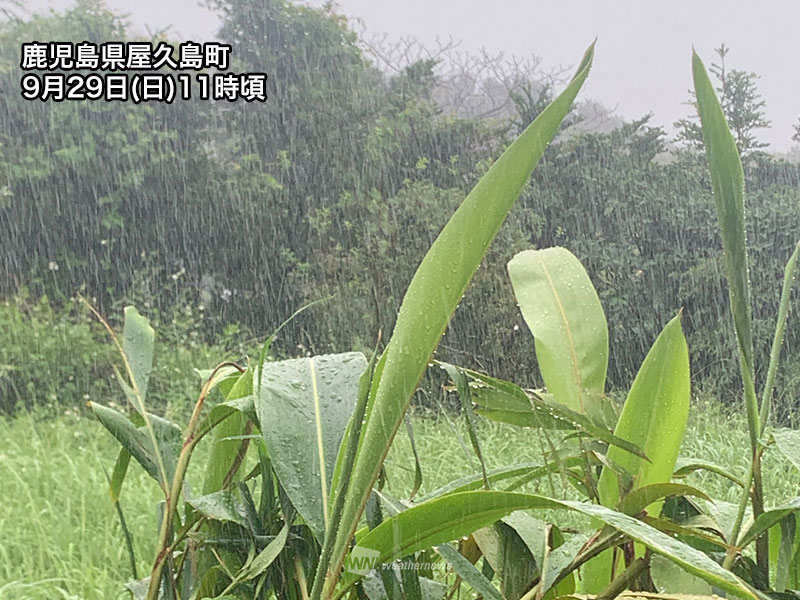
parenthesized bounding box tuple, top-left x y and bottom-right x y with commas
(25, 0, 800, 151)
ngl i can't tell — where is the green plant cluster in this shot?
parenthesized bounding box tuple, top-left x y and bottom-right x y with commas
(82, 44, 800, 600)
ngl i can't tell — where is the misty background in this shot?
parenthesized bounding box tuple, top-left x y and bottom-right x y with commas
(2, 0, 798, 420)
(23, 0, 800, 152)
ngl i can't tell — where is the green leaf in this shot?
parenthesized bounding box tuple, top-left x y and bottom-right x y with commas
(774, 429, 800, 475)
(772, 513, 800, 591)
(435, 543, 503, 600)
(693, 49, 759, 444)
(588, 314, 690, 593)
(404, 416, 425, 499)
(474, 521, 537, 600)
(202, 368, 254, 495)
(256, 352, 367, 541)
(527, 391, 648, 461)
(465, 375, 569, 430)
(329, 347, 378, 511)
(539, 532, 589, 597)
(418, 462, 552, 501)
(125, 577, 150, 600)
(650, 554, 713, 596)
(337, 491, 757, 600)
(232, 522, 289, 583)
(500, 511, 549, 567)
(673, 457, 745, 488)
(438, 362, 489, 488)
(89, 402, 181, 490)
(109, 448, 131, 503)
(194, 364, 244, 399)
(188, 490, 248, 527)
(616, 483, 710, 517)
(598, 314, 690, 509)
(121, 305, 154, 402)
(737, 497, 800, 549)
(325, 44, 596, 590)
(761, 241, 800, 427)
(361, 574, 446, 600)
(507, 246, 608, 414)
(459, 368, 644, 458)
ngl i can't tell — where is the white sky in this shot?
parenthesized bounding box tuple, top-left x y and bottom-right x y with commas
(23, 0, 800, 150)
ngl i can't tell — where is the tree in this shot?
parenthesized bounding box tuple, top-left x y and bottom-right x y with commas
(793, 117, 800, 144)
(675, 44, 770, 155)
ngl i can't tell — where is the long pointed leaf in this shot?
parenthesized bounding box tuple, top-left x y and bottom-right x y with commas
(693, 49, 759, 443)
(598, 314, 690, 508)
(337, 491, 757, 600)
(324, 43, 596, 590)
(90, 402, 181, 490)
(759, 241, 800, 428)
(587, 314, 690, 592)
(435, 543, 503, 600)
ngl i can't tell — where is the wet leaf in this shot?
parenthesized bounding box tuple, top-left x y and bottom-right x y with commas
(121, 305, 154, 402)
(508, 246, 608, 414)
(256, 352, 367, 541)
(339, 491, 757, 599)
(327, 43, 596, 587)
(89, 402, 181, 489)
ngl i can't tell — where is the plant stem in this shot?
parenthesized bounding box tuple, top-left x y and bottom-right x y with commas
(731, 351, 768, 573)
(723, 461, 753, 570)
(310, 337, 380, 600)
(145, 361, 245, 600)
(595, 557, 648, 600)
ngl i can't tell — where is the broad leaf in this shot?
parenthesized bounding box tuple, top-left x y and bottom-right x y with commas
(256, 352, 367, 541)
(508, 246, 608, 414)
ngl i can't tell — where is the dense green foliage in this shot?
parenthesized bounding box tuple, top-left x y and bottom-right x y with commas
(62, 40, 799, 600)
(1, 1, 799, 415)
(2, 3, 800, 595)
(5, 406, 797, 599)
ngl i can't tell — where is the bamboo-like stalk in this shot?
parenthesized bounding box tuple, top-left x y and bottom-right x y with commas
(309, 337, 380, 600)
(145, 361, 245, 600)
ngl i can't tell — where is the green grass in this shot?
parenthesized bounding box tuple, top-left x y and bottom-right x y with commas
(2, 401, 799, 599)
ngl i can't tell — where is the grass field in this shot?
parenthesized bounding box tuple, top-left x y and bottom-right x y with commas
(2, 402, 799, 599)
